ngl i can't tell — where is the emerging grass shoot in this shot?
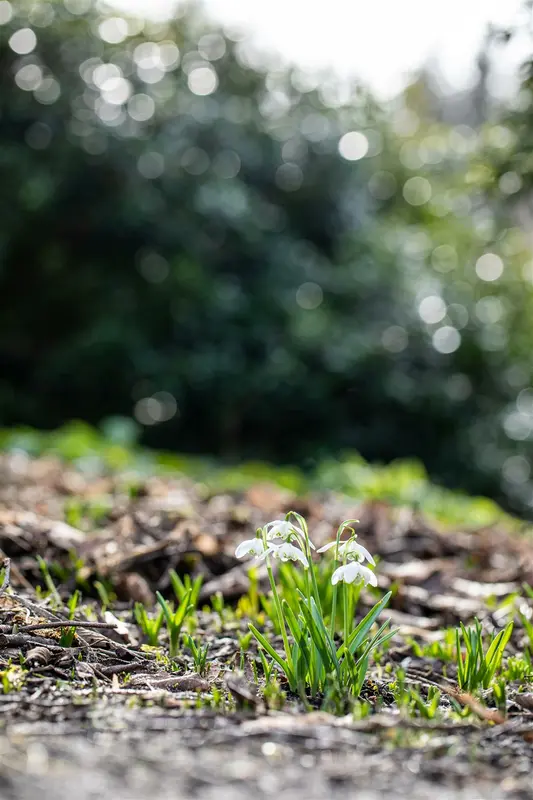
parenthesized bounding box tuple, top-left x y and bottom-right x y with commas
(455, 618, 513, 692)
(156, 588, 194, 658)
(134, 602, 165, 647)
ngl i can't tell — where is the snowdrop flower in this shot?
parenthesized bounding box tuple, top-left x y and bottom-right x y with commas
(235, 538, 266, 559)
(265, 519, 315, 549)
(331, 561, 377, 587)
(317, 539, 375, 566)
(264, 542, 309, 569)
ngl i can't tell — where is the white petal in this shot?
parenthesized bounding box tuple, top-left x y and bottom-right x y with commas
(292, 548, 309, 569)
(275, 542, 309, 568)
(346, 541, 376, 566)
(317, 541, 336, 554)
(235, 539, 264, 559)
(265, 521, 292, 541)
(342, 562, 363, 584)
(359, 564, 378, 587)
(331, 565, 346, 585)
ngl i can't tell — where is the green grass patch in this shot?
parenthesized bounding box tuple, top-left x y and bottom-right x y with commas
(0, 420, 515, 530)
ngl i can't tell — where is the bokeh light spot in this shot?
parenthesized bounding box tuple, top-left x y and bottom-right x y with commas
(403, 176, 431, 206)
(98, 17, 128, 44)
(133, 392, 178, 425)
(9, 28, 37, 54)
(503, 411, 532, 441)
(128, 93, 155, 122)
(137, 151, 165, 179)
(213, 150, 241, 179)
(159, 41, 180, 69)
(188, 66, 218, 96)
(181, 147, 209, 175)
(381, 325, 408, 353)
(517, 388, 533, 416)
(502, 455, 530, 485)
(137, 250, 169, 283)
(15, 64, 43, 92)
(92, 63, 122, 90)
(432, 326, 460, 354)
(102, 77, 132, 106)
(34, 78, 60, 104)
(198, 32, 226, 61)
(499, 171, 522, 196)
(0, 0, 13, 25)
(431, 244, 457, 273)
(475, 296, 504, 324)
(475, 253, 503, 282)
(338, 131, 368, 161)
(296, 282, 323, 310)
(275, 163, 303, 192)
(418, 295, 446, 325)
(63, 0, 91, 14)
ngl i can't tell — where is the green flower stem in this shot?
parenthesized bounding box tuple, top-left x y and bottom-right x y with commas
(308, 551, 322, 614)
(264, 552, 292, 666)
(343, 581, 350, 654)
(295, 515, 322, 614)
(329, 528, 344, 639)
(330, 577, 339, 640)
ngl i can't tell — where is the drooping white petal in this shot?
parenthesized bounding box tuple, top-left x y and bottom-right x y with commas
(318, 538, 375, 565)
(341, 562, 362, 584)
(264, 519, 315, 550)
(264, 520, 295, 541)
(358, 564, 378, 587)
(235, 538, 265, 559)
(317, 541, 337, 554)
(331, 564, 348, 585)
(265, 542, 309, 569)
(345, 541, 376, 566)
(331, 561, 377, 587)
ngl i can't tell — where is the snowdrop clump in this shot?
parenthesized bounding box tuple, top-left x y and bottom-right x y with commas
(234, 512, 393, 700)
(235, 514, 377, 588)
(235, 517, 311, 568)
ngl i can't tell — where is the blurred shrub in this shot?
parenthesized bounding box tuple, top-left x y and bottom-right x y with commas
(2, 1, 533, 514)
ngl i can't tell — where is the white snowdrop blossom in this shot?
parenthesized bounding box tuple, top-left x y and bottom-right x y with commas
(264, 542, 309, 568)
(331, 561, 377, 587)
(317, 539, 375, 566)
(235, 538, 266, 559)
(264, 519, 315, 549)
(265, 519, 299, 541)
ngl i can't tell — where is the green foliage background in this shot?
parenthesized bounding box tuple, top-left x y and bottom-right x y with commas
(2, 0, 533, 514)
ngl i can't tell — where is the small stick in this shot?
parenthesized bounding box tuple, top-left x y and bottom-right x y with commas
(18, 621, 119, 632)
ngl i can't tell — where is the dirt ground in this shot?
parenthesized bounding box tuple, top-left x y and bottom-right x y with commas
(1, 453, 533, 799)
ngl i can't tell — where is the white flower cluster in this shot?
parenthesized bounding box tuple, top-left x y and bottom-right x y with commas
(318, 539, 377, 587)
(235, 519, 310, 568)
(235, 518, 377, 587)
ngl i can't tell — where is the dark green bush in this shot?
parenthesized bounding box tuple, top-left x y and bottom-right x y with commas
(2, 1, 533, 514)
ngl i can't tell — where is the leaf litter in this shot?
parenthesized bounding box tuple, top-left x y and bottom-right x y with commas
(0, 453, 532, 798)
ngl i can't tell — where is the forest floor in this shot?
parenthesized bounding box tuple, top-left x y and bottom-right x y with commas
(0, 451, 533, 799)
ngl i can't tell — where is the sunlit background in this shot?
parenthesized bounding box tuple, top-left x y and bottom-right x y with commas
(3, 0, 533, 515)
(113, 0, 528, 98)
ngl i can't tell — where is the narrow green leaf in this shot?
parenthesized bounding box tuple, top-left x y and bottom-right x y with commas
(298, 599, 334, 672)
(310, 597, 339, 669)
(343, 592, 392, 658)
(248, 623, 294, 686)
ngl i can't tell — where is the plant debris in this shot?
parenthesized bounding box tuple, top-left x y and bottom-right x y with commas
(0, 453, 533, 799)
